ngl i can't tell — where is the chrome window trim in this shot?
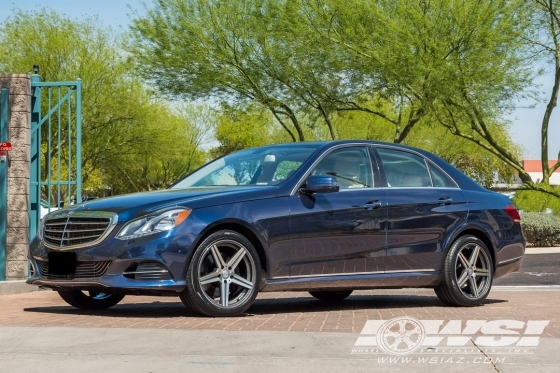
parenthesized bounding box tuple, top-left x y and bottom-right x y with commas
(425, 158, 435, 187)
(42, 210, 119, 250)
(336, 188, 379, 192)
(290, 143, 377, 196)
(426, 160, 459, 188)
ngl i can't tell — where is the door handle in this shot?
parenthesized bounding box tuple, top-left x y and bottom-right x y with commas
(364, 200, 382, 210)
(438, 196, 453, 206)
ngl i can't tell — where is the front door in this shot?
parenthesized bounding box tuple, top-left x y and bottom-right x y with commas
(289, 146, 387, 277)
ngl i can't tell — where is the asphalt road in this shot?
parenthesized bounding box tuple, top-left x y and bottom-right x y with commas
(494, 253, 560, 286)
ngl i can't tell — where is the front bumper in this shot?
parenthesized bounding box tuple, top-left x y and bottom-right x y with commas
(27, 224, 195, 294)
(27, 273, 186, 294)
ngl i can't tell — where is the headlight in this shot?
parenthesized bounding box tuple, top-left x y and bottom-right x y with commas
(116, 208, 191, 240)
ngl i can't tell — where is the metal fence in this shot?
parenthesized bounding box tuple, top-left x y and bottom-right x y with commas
(30, 75, 82, 241)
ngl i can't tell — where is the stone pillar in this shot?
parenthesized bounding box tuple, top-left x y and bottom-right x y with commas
(0, 74, 31, 280)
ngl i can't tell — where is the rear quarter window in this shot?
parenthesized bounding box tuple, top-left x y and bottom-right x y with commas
(429, 164, 457, 188)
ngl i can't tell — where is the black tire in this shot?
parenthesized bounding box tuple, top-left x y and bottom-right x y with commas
(180, 230, 261, 317)
(435, 235, 494, 307)
(309, 290, 353, 301)
(57, 290, 124, 310)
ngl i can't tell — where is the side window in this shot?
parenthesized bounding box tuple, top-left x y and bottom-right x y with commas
(272, 161, 302, 181)
(377, 148, 432, 187)
(311, 147, 374, 189)
(429, 164, 457, 188)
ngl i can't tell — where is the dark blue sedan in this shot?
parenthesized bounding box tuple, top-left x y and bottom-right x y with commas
(28, 141, 525, 316)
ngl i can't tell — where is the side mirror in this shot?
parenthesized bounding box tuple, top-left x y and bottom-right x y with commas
(300, 175, 339, 194)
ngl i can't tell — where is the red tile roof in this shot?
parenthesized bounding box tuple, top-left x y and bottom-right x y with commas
(523, 160, 560, 173)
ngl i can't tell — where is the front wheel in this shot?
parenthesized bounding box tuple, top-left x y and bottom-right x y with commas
(180, 230, 261, 317)
(58, 290, 124, 310)
(435, 235, 493, 307)
(309, 290, 353, 301)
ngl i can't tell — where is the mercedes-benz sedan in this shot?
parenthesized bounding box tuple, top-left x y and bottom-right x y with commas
(28, 141, 525, 316)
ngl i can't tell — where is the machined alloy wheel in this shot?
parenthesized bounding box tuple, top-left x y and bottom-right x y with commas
(57, 290, 124, 310)
(435, 235, 493, 307)
(181, 230, 261, 317)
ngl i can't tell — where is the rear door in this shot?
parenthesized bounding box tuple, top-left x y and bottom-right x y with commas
(374, 147, 467, 273)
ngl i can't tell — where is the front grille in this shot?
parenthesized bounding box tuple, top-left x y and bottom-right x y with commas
(42, 211, 118, 249)
(37, 260, 112, 279)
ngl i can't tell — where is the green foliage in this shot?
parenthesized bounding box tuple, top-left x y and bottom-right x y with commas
(403, 122, 520, 188)
(210, 106, 291, 158)
(520, 212, 560, 247)
(513, 188, 560, 215)
(129, 0, 530, 184)
(524, 1, 560, 184)
(0, 9, 206, 197)
(102, 103, 211, 194)
(0, 4, 542, 199)
(128, 0, 312, 141)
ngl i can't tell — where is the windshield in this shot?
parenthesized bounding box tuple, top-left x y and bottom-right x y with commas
(172, 144, 322, 189)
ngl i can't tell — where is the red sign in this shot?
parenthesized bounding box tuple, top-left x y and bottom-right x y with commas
(0, 142, 12, 151)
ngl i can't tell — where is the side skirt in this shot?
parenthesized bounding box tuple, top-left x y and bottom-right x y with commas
(261, 271, 442, 292)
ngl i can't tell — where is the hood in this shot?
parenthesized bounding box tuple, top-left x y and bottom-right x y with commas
(65, 186, 278, 222)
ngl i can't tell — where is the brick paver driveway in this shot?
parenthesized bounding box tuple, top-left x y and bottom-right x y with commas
(1, 288, 559, 337)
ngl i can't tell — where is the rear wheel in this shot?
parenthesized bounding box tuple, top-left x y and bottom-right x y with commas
(309, 290, 353, 301)
(180, 230, 261, 317)
(57, 290, 124, 310)
(435, 235, 493, 307)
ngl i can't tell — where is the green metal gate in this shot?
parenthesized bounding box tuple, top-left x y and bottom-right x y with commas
(0, 88, 9, 280)
(30, 74, 82, 241)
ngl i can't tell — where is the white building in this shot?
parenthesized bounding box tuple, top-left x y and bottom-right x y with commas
(522, 160, 560, 185)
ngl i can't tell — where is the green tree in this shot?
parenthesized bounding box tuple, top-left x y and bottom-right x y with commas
(104, 103, 211, 194)
(210, 106, 285, 158)
(0, 9, 205, 197)
(129, 0, 540, 194)
(128, 0, 311, 141)
(403, 122, 520, 188)
(129, 1, 530, 140)
(525, 1, 560, 185)
(514, 189, 560, 215)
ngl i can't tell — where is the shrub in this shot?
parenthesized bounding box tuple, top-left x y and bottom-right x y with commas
(520, 212, 560, 247)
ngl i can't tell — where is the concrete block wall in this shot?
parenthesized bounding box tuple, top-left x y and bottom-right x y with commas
(0, 74, 31, 280)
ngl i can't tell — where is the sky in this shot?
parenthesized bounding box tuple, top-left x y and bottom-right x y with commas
(1, 0, 559, 160)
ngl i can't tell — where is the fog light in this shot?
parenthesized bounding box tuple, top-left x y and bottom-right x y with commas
(123, 262, 172, 280)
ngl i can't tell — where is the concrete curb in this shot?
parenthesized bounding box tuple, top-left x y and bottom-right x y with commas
(492, 285, 560, 291)
(0, 280, 41, 295)
(525, 247, 560, 254)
